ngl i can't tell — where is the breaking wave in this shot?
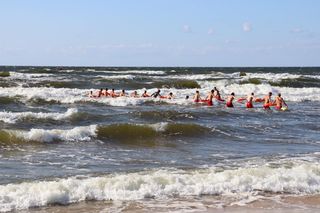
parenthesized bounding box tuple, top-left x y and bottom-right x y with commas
(0, 108, 78, 124)
(1, 161, 320, 212)
(0, 123, 210, 145)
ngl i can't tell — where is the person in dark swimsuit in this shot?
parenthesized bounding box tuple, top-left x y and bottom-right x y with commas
(151, 89, 161, 98)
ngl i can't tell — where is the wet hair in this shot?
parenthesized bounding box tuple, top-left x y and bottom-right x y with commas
(269, 92, 272, 96)
(251, 92, 254, 95)
(231, 92, 235, 96)
(105, 88, 108, 91)
(211, 90, 214, 93)
(144, 90, 147, 93)
(185, 95, 189, 99)
(100, 88, 103, 91)
(196, 90, 199, 93)
(169, 92, 173, 96)
(278, 93, 281, 97)
(122, 89, 125, 92)
(214, 87, 217, 90)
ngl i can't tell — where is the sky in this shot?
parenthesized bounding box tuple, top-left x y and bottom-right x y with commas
(0, 0, 319, 67)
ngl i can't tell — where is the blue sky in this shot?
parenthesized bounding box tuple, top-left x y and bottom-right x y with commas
(0, 0, 319, 66)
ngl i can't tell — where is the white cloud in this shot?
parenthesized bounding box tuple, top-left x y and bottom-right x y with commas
(243, 22, 252, 32)
(183, 25, 192, 33)
(208, 28, 214, 35)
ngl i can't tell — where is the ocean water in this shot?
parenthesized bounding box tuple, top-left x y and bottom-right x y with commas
(0, 66, 320, 212)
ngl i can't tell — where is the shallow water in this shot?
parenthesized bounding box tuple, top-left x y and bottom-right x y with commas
(0, 67, 320, 212)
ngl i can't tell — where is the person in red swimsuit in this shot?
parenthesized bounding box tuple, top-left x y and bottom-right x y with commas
(103, 88, 110, 96)
(141, 90, 150, 97)
(274, 93, 288, 110)
(246, 92, 254, 108)
(193, 90, 201, 102)
(263, 92, 273, 109)
(205, 90, 214, 106)
(226, 92, 235, 107)
(213, 87, 224, 101)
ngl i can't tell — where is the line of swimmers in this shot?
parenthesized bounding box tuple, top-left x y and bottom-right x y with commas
(89, 88, 174, 99)
(193, 88, 288, 110)
(89, 87, 288, 110)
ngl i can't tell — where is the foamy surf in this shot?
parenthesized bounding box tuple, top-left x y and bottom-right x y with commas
(1, 161, 319, 212)
(0, 108, 78, 124)
(3, 125, 97, 143)
(8, 72, 54, 80)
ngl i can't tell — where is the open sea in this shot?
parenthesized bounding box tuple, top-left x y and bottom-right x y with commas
(0, 66, 320, 212)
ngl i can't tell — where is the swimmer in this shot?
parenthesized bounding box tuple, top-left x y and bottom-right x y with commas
(246, 92, 254, 108)
(151, 89, 161, 98)
(141, 90, 150, 97)
(103, 88, 110, 96)
(226, 92, 235, 107)
(119, 89, 127, 97)
(110, 89, 119, 98)
(274, 93, 288, 110)
(130, 91, 139, 98)
(97, 88, 103, 97)
(263, 92, 273, 109)
(205, 90, 214, 106)
(167, 92, 174, 99)
(213, 87, 224, 101)
(185, 95, 189, 100)
(193, 90, 201, 102)
(88, 90, 97, 98)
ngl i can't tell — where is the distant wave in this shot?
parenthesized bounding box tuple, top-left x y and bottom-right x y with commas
(8, 72, 54, 80)
(97, 70, 166, 75)
(1, 161, 320, 212)
(96, 74, 136, 80)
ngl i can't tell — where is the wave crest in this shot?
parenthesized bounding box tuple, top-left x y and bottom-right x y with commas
(1, 162, 320, 211)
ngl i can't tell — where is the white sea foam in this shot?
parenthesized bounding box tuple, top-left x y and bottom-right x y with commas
(1, 161, 320, 212)
(245, 72, 302, 81)
(0, 84, 319, 107)
(156, 73, 232, 80)
(148, 122, 168, 132)
(243, 72, 320, 82)
(8, 72, 54, 80)
(97, 74, 136, 80)
(0, 108, 78, 124)
(0, 87, 84, 104)
(221, 83, 320, 102)
(98, 70, 166, 75)
(6, 125, 97, 143)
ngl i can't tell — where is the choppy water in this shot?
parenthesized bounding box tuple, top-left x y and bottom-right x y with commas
(0, 66, 320, 212)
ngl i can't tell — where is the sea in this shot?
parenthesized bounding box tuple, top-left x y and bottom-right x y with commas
(0, 66, 320, 212)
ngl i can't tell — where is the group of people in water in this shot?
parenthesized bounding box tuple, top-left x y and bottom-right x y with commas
(193, 87, 287, 110)
(89, 87, 288, 110)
